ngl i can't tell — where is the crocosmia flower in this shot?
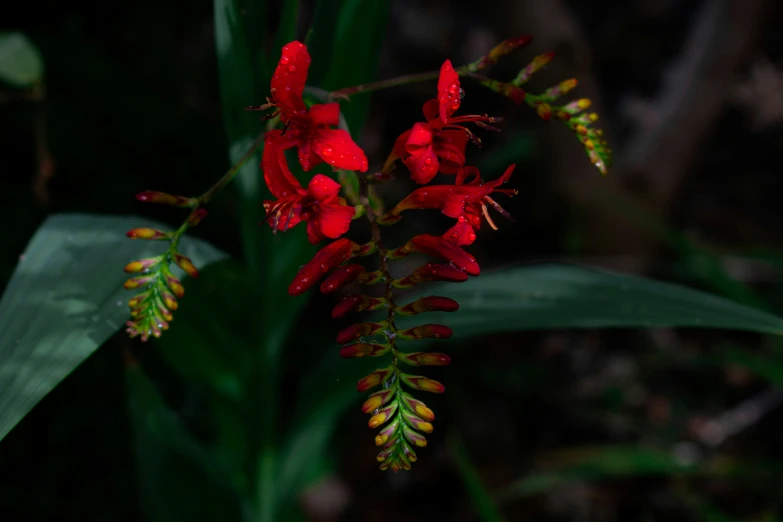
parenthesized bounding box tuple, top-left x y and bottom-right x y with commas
(380, 165, 517, 245)
(268, 41, 368, 172)
(390, 60, 496, 184)
(262, 131, 356, 244)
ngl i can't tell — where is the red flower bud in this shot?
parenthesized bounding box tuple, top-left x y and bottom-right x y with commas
(186, 208, 208, 227)
(397, 296, 459, 315)
(401, 393, 435, 421)
(398, 324, 453, 341)
(124, 257, 162, 273)
(332, 294, 383, 318)
(541, 78, 577, 102)
(320, 264, 367, 294)
(289, 238, 361, 296)
(339, 342, 391, 358)
(362, 388, 395, 414)
(123, 274, 156, 289)
(535, 102, 552, 121)
(399, 352, 452, 367)
(401, 409, 434, 433)
(393, 263, 469, 289)
(357, 367, 393, 392)
(174, 254, 199, 278)
(392, 234, 479, 276)
(400, 374, 445, 394)
(135, 191, 195, 207)
(368, 401, 398, 429)
(336, 322, 386, 344)
(126, 227, 168, 240)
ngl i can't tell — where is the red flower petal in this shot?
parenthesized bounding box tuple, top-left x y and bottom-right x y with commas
(271, 41, 311, 117)
(306, 199, 355, 243)
(443, 218, 477, 245)
(307, 174, 341, 202)
(289, 238, 360, 295)
(320, 263, 367, 294)
(433, 129, 469, 173)
(437, 59, 461, 122)
(262, 130, 305, 199)
(312, 128, 368, 172)
(308, 102, 340, 127)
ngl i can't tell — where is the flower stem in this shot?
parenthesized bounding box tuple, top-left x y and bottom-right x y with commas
(328, 61, 483, 101)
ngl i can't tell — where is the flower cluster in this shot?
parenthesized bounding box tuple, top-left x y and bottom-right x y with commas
(122, 34, 610, 471)
(123, 194, 204, 341)
(260, 43, 523, 471)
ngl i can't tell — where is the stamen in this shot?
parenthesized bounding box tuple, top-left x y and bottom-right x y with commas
(484, 196, 515, 222)
(481, 203, 499, 230)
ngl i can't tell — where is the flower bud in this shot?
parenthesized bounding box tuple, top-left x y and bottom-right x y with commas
(399, 352, 452, 367)
(357, 367, 393, 392)
(397, 235, 480, 276)
(289, 238, 361, 296)
(397, 296, 459, 315)
(393, 263, 469, 289)
(135, 191, 195, 207)
(375, 419, 400, 446)
(126, 228, 168, 240)
(400, 393, 435, 421)
(400, 374, 445, 394)
(402, 425, 428, 447)
(362, 388, 395, 414)
(398, 324, 453, 341)
(336, 322, 386, 344)
(401, 409, 434, 433)
(512, 51, 555, 86)
(165, 273, 185, 298)
(541, 78, 578, 102)
(320, 264, 366, 294)
(368, 401, 398, 429)
(123, 274, 156, 289)
(124, 257, 162, 273)
(332, 294, 385, 318)
(186, 208, 208, 227)
(481, 35, 533, 68)
(174, 254, 199, 278)
(339, 342, 390, 358)
(535, 102, 552, 121)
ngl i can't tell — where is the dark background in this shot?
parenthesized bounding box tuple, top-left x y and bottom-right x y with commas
(2, 0, 783, 520)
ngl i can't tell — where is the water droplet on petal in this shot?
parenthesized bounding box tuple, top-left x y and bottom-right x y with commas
(322, 146, 334, 157)
(448, 82, 458, 94)
(424, 156, 433, 165)
(280, 56, 290, 65)
(288, 65, 296, 72)
(451, 101, 460, 110)
(459, 88, 465, 100)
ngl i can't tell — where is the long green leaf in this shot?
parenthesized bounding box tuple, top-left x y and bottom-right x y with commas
(0, 213, 227, 442)
(497, 445, 783, 503)
(449, 433, 507, 522)
(405, 264, 783, 337)
(0, 32, 43, 87)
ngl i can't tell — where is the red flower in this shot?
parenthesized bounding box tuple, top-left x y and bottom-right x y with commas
(380, 165, 517, 245)
(391, 60, 496, 184)
(262, 131, 356, 244)
(267, 41, 368, 172)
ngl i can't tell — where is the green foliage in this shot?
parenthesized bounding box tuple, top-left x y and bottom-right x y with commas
(0, 213, 226, 443)
(0, 32, 43, 87)
(408, 264, 783, 338)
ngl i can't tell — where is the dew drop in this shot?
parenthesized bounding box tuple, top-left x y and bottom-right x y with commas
(424, 156, 433, 165)
(288, 65, 296, 72)
(447, 82, 458, 94)
(322, 146, 334, 157)
(451, 101, 460, 110)
(459, 88, 465, 100)
(280, 56, 290, 65)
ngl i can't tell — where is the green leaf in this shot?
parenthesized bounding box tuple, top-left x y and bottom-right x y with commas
(0, 32, 43, 87)
(449, 433, 507, 522)
(273, 0, 301, 60)
(497, 445, 783, 503)
(407, 264, 783, 338)
(321, 0, 391, 132)
(0, 213, 227, 442)
(126, 363, 241, 522)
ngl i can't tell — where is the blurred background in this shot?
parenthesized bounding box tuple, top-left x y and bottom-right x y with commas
(2, 0, 783, 520)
